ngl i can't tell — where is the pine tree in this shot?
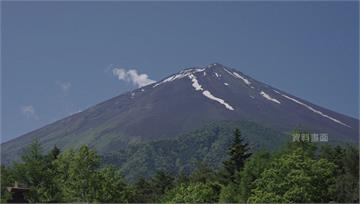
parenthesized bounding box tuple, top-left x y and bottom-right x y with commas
(48, 145, 61, 160)
(222, 129, 251, 183)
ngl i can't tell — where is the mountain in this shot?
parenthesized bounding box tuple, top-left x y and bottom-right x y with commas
(1, 63, 358, 166)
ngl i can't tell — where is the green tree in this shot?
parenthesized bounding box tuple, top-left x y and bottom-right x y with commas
(96, 166, 128, 202)
(47, 145, 61, 161)
(54, 145, 100, 202)
(248, 148, 336, 203)
(219, 151, 271, 203)
(128, 177, 154, 203)
(1, 165, 15, 203)
(221, 129, 251, 183)
(150, 170, 175, 202)
(218, 183, 239, 203)
(238, 150, 271, 202)
(189, 162, 216, 184)
(12, 140, 59, 202)
(164, 182, 221, 203)
(321, 145, 359, 202)
(282, 129, 317, 159)
(176, 170, 190, 185)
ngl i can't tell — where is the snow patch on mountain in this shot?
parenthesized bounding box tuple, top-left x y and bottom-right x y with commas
(276, 92, 351, 128)
(224, 68, 236, 77)
(215, 73, 219, 78)
(260, 91, 281, 104)
(153, 68, 205, 87)
(224, 83, 229, 86)
(203, 90, 234, 110)
(273, 89, 350, 127)
(188, 74, 234, 111)
(224, 68, 251, 85)
(182, 68, 205, 74)
(153, 74, 183, 87)
(233, 72, 251, 85)
(189, 74, 203, 91)
(273, 90, 281, 94)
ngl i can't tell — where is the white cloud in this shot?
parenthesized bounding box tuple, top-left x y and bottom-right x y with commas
(21, 105, 39, 120)
(112, 68, 155, 88)
(57, 81, 71, 92)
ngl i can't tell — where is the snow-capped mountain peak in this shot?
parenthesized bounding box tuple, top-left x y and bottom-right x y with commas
(150, 63, 353, 129)
(2, 63, 357, 165)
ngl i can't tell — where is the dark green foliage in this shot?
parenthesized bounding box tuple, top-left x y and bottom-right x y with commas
(54, 146, 100, 202)
(237, 150, 271, 202)
(219, 140, 359, 203)
(12, 140, 60, 202)
(127, 170, 175, 202)
(150, 170, 175, 202)
(247, 147, 336, 203)
(175, 170, 190, 185)
(1, 127, 358, 203)
(163, 164, 221, 203)
(102, 121, 288, 181)
(128, 177, 154, 203)
(96, 166, 128, 202)
(320, 144, 359, 203)
(219, 148, 270, 202)
(53, 145, 129, 202)
(3, 142, 130, 203)
(280, 129, 317, 159)
(163, 182, 221, 203)
(189, 162, 217, 184)
(219, 151, 271, 203)
(0, 165, 15, 203)
(48, 145, 60, 161)
(221, 129, 251, 183)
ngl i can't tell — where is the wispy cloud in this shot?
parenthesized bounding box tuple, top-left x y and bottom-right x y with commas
(57, 81, 72, 92)
(21, 105, 39, 120)
(112, 67, 156, 88)
(104, 64, 114, 74)
(55, 81, 78, 118)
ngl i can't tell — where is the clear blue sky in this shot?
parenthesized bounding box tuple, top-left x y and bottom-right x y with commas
(1, 1, 359, 142)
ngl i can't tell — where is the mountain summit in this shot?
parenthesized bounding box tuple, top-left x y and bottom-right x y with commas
(2, 63, 358, 164)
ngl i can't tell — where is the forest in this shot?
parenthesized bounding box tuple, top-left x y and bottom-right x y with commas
(1, 129, 359, 203)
